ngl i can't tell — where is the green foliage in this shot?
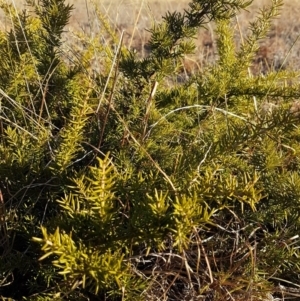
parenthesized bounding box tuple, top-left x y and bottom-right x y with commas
(1, 0, 300, 300)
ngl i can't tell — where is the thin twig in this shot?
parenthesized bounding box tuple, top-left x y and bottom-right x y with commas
(95, 31, 124, 114)
(99, 31, 123, 145)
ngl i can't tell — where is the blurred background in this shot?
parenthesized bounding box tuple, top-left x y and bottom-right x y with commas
(1, 0, 300, 73)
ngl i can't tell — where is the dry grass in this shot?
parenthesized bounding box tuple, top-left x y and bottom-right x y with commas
(67, 0, 300, 73)
(3, 0, 300, 74)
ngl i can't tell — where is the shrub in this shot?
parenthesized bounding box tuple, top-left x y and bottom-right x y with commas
(0, 0, 300, 300)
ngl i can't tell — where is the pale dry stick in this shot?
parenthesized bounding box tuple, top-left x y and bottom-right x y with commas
(223, 287, 235, 301)
(96, 31, 124, 151)
(191, 227, 202, 278)
(142, 267, 199, 277)
(192, 227, 213, 285)
(95, 30, 124, 114)
(274, 285, 300, 298)
(245, 240, 258, 301)
(0, 104, 18, 125)
(0, 271, 14, 288)
(200, 238, 213, 284)
(140, 274, 166, 300)
(66, 150, 94, 170)
(98, 0, 112, 15)
(146, 273, 170, 301)
(143, 81, 158, 140)
(189, 143, 212, 187)
(156, 252, 193, 300)
(270, 277, 300, 291)
(38, 65, 59, 124)
(0, 115, 38, 140)
(183, 250, 194, 289)
(149, 104, 249, 133)
(128, 0, 144, 50)
(224, 93, 230, 133)
(55, 279, 83, 299)
(162, 255, 184, 301)
(0, 87, 57, 132)
(197, 144, 212, 174)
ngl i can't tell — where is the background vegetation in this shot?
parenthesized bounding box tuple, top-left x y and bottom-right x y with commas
(0, 0, 300, 300)
(5, 0, 300, 72)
